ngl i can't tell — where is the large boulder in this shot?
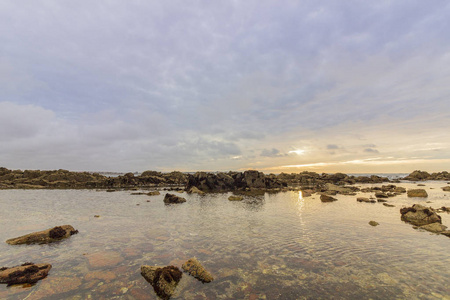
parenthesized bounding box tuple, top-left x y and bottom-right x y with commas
(407, 189, 428, 198)
(0, 263, 52, 285)
(141, 265, 182, 299)
(400, 204, 441, 226)
(182, 257, 214, 283)
(403, 170, 431, 181)
(163, 193, 186, 204)
(6, 225, 78, 245)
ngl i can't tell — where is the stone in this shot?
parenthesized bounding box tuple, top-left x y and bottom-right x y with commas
(187, 186, 205, 195)
(419, 223, 448, 233)
(441, 186, 450, 192)
(394, 187, 406, 193)
(0, 263, 51, 285)
(84, 271, 116, 282)
(163, 193, 186, 204)
(374, 192, 388, 198)
(320, 194, 337, 202)
(383, 203, 395, 207)
(147, 191, 160, 196)
(228, 195, 243, 201)
(141, 265, 182, 299)
(407, 189, 428, 198)
(86, 251, 124, 269)
(377, 198, 388, 202)
(357, 197, 375, 203)
(6, 225, 78, 245)
(182, 257, 214, 283)
(400, 204, 442, 226)
(369, 221, 379, 226)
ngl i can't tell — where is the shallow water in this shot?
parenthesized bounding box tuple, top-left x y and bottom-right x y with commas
(0, 181, 449, 299)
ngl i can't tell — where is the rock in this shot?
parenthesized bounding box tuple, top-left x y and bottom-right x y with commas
(357, 197, 376, 203)
(0, 263, 51, 285)
(6, 225, 78, 245)
(187, 186, 205, 195)
(27, 276, 82, 300)
(377, 198, 388, 203)
(369, 221, 379, 226)
(147, 191, 160, 196)
(400, 204, 442, 226)
(436, 206, 450, 213)
(94, 215, 100, 218)
(407, 189, 428, 198)
(403, 170, 431, 181)
(419, 223, 448, 233)
(163, 193, 186, 204)
(320, 194, 337, 202)
(141, 265, 182, 299)
(374, 192, 388, 198)
(394, 187, 406, 193)
(182, 257, 214, 283)
(441, 186, 450, 192)
(383, 203, 395, 207)
(228, 195, 243, 201)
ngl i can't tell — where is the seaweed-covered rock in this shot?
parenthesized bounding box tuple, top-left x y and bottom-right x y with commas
(141, 265, 182, 299)
(6, 225, 78, 245)
(320, 194, 337, 202)
(400, 204, 441, 226)
(0, 263, 51, 285)
(163, 193, 186, 204)
(182, 257, 213, 283)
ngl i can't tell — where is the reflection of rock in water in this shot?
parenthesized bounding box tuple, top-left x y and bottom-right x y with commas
(242, 197, 265, 211)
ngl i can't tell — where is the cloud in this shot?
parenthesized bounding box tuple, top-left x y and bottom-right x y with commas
(0, 2, 449, 172)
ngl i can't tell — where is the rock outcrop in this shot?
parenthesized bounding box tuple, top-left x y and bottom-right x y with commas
(403, 170, 450, 181)
(0, 263, 51, 285)
(407, 189, 428, 198)
(400, 204, 441, 226)
(6, 225, 78, 245)
(182, 257, 214, 283)
(141, 265, 182, 299)
(163, 193, 186, 204)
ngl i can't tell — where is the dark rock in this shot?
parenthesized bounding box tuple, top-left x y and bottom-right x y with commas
(442, 186, 450, 192)
(374, 192, 388, 198)
(6, 225, 78, 245)
(141, 265, 182, 299)
(369, 221, 379, 226)
(383, 203, 395, 207)
(0, 263, 51, 285)
(182, 257, 214, 283)
(228, 195, 243, 201)
(377, 198, 388, 203)
(163, 193, 186, 204)
(400, 204, 441, 226)
(357, 197, 375, 203)
(320, 194, 337, 202)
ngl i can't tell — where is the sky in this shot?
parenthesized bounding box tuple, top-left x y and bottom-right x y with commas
(1, 1, 450, 173)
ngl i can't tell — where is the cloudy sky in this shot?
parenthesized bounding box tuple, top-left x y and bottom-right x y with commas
(1, 1, 449, 173)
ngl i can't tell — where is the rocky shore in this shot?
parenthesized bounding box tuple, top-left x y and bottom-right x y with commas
(1, 167, 449, 195)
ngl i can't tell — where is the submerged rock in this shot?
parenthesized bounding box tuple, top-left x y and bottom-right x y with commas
(163, 193, 186, 204)
(407, 189, 428, 198)
(0, 263, 51, 285)
(228, 195, 243, 201)
(400, 204, 441, 226)
(369, 221, 379, 226)
(320, 194, 337, 202)
(182, 257, 214, 283)
(141, 265, 182, 299)
(6, 225, 78, 245)
(147, 191, 160, 196)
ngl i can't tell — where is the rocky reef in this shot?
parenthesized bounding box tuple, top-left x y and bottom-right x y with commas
(402, 170, 450, 181)
(6, 225, 78, 245)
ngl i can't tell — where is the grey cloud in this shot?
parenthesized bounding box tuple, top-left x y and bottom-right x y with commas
(364, 148, 379, 154)
(327, 144, 339, 150)
(261, 148, 286, 158)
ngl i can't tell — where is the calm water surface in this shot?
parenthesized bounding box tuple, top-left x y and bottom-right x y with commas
(0, 181, 449, 299)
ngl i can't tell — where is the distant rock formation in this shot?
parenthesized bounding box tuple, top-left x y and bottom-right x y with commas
(403, 170, 450, 181)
